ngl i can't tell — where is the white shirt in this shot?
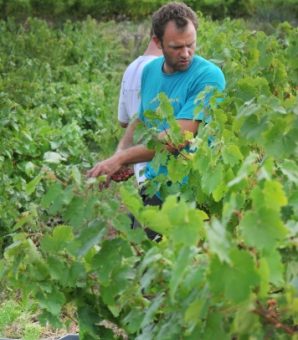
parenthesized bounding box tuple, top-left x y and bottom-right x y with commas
(118, 55, 158, 184)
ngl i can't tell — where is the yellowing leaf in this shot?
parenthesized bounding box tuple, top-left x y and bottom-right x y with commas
(263, 180, 288, 210)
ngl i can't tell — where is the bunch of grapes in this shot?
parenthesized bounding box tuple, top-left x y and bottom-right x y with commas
(111, 166, 134, 182)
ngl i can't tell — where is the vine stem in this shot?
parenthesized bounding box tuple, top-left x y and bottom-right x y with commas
(163, 129, 190, 160)
(253, 301, 297, 335)
(63, 310, 79, 325)
(131, 243, 143, 257)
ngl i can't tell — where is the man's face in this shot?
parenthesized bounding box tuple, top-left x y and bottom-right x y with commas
(156, 20, 197, 74)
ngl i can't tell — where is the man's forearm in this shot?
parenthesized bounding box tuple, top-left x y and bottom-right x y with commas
(87, 144, 155, 179)
(117, 118, 140, 152)
(87, 119, 200, 179)
(117, 144, 155, 165)
(117, 118, 200, 161)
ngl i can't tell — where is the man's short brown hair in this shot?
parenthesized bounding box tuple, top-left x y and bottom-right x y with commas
(152, 2, 198, 41)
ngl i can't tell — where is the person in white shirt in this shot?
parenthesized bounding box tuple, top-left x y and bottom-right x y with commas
(117, 35, 162, 184)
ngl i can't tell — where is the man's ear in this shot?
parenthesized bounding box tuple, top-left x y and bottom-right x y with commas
(153, 35, 162, 49)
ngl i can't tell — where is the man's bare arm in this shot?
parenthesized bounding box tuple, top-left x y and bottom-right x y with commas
(116, 118, 140, 152)
(87, 119, 200, 179)
(86, 144, 154, 179)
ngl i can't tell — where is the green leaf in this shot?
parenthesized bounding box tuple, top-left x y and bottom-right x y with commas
(71, 165, 82, 186)
(212, 180, 226, 202)
(76, 223, 106, 258)
(37, 289, 65, 316)
(113, 214, 147, 243)
(53, 225, 73, 242)
(238, 100, 261, 117)
(68, 262, 86, 287)
(63, 196, 88, 228)
(77, 304, 112, 339)
(171, 209, 204, 246)
(237, 76, 270, 102)
(209, 249, 259, 303)
(141, 293, 164, 329)
(222, 192, 245, 225)
(38, 310, 62, 329)
(43, 151, 66, 164)
(27, 260, 48, 282)
(202, 312, 229, 340)
(193, 147, 211, 172)
(47, 185, 74, 215)
(139, 247, 163, 274)
(47, 256, 69, 286)
(250, 180, 287, 212)
(24, 161, 36, 176)
(141, 267, 158, 292)
(232, 302, 262, 335)
(120, 184, 143, 218)
(26, 173, 42, 195)
(167, 157, 189, 182)
(201, 163, 224, 195)
(222, 144, 243, 166)
(155, 314, 182, 339)
(41, 182, 63, 209)
(184, 298, 203, 326)
(240, 115, 268, 141)
(101, 265, 134, 307)
(262, 249, 284, 286)
(150, 149, 168, 173)
(123, 308, 144, 334)
(207, 219, 231, 264)
(263, 120, 297, 158)
(239, 207, 288, 251)
(257, 258, 270, 297)
(141, 205, 171, 236)
(263, 180, 288, 210)
(40, 225, 73, 253)
(169, 247, 192, 301)
(279, 159, 298, 184)
(92, 239, 133, 286)
(228, 152, 258, 187)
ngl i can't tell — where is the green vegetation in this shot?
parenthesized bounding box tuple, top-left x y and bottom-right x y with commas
(0, 11, 297, 340)
(0, 299, 41, 339)
(1, 0, 297, 23)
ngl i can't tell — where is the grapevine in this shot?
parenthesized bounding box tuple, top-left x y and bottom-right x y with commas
(0, 15, 297, 340)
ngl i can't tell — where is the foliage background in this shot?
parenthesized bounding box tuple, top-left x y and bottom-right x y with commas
(0, 0, 298, 339)
(0, 0, 298, 24)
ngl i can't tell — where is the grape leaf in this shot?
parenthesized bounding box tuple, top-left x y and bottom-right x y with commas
(239, 207, 288, 251)
(209, 249, 259, 303)
(207, 218, 231, 264)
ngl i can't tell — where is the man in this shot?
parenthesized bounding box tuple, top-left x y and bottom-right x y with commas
(88, 2, 225, 213)
(117, 35, 162, 184)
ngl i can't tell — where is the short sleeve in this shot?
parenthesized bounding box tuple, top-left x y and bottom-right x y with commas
(137, 65, 147, 122)
(176, 66, 225, 122)
(117, 77, 129, 124)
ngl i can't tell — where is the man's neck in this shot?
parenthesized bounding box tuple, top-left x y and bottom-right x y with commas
(143, 39, 163, 57)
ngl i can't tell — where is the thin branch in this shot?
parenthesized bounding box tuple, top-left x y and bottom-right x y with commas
(253, 301, 297, 335)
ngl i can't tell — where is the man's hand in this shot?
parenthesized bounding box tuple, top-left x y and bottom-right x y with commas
(86, 154, 122, 180)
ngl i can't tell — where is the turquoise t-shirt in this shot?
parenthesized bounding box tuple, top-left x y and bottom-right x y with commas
(138, 55, 226, 180)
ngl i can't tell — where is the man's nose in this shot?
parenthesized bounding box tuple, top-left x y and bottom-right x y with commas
(180, 46, 190, 58)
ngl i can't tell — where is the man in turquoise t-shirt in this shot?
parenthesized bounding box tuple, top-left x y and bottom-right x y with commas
(88, 2, 226, 231)
(139, 53, 225, 180)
